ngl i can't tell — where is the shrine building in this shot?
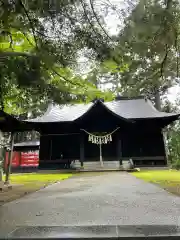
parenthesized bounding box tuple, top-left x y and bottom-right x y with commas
(24, 96, 180, 169)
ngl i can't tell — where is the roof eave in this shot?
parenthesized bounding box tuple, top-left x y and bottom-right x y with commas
(129, 114, 180, 121)
(23, 120, 73, 124)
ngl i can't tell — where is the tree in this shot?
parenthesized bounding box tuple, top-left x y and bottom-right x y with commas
(0, 0, 115, 114)
(96, 0, 180, 110)
(161, 98, 180, 169)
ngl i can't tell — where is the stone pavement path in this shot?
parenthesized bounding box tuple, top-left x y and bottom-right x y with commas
(0, 172, 180, 237)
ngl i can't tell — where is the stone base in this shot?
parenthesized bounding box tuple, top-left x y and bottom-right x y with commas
(0, 181, 12, 191)
(0, 181, 4, 191)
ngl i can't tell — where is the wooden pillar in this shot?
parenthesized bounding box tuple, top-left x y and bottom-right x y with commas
(5, 132, 15, 184)
(117, 138, 122, 166)
(80, 132, 84, 167)
(99, 142, 103, 167)
(49, 138, 52, 160)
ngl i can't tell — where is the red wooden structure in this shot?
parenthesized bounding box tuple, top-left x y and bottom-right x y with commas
(5, 151, 39, 169)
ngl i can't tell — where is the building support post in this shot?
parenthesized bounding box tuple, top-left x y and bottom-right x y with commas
(80, 133, 84, 168)
(49, 139, 52, 161)
(99, 142, 103, 167)
(117, 138, 122, 167)
(5, 132, 15, 185)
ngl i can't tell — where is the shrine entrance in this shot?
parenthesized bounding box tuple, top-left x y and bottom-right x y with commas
(81, 128, 120, 166)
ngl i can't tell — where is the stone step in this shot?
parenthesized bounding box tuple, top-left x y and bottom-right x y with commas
(72, 160, 133, 170)
(72, 161, 123, 170)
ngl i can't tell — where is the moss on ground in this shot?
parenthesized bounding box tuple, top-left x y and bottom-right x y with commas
(131, 170, 180, 196)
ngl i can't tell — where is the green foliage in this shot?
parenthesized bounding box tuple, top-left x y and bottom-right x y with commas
(166, 117, 180, 170)
(97, 0, 180, 101)
(167, 124, 180, 169)
(162, 99, 180, 169)
(0, 0, 113, 116)
(101, 60, 129, 74)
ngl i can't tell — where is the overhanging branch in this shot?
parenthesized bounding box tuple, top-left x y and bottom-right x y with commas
(89, 0, 113, 41)
(160, 44, 169, 80)
(18, 0, 38, 49)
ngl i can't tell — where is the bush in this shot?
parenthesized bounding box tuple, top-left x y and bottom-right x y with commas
(171, 159, 180, 170)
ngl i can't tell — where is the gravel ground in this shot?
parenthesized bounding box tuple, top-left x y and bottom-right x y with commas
(0, 172, 180, 237)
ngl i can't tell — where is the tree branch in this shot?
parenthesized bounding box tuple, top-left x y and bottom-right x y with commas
(89, 0, 113, 41)
(0, 51, 35, 57)
(80, 0, 105, 44)
(174, 30, 179, 79)
(160, 44, 169, 80)
(12, 27, 36, 47)
(43, 64, 87, 89)
(18, 0, 38, 49)
(166, 0, 172, 9)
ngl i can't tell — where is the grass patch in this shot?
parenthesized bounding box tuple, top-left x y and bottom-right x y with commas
(4, 173, 72, 184)
(131, 170, 180, 196)
(0, 173, 72, 205)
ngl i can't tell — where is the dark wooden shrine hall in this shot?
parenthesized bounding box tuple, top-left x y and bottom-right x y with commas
(23, 96, 180, 169)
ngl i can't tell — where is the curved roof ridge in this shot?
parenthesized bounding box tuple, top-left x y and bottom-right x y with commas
(41, 103, 55, 117)
(145, 99, 180, 116)
(74, 99, 131, 123)
(146, 99, 160, 112)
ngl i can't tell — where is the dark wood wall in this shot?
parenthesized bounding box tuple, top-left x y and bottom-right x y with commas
(39, 126, 166, 168)
(39, 134, 80, 169)
(121, 129, 165, 157)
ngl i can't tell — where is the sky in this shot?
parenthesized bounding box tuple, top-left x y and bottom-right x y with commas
(168, 86, 180, 103)
(94, 0, 180, 104)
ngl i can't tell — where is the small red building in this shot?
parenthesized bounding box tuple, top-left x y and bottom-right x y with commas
(5, 141, 39, 172)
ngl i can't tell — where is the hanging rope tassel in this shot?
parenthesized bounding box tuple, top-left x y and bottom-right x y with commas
(88, 135, 92, 142)
(81, 127, 120, 145)
(109, 135, 112, 141)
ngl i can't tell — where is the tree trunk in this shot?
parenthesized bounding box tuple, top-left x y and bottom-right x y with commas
(0, 73, 4, 111)
(5, 133, 15, 185)
(0, 131, 4, 182)
(154, 90, 161, 111)
(31, 130, 37, 140)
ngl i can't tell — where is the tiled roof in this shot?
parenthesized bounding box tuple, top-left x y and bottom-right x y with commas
(25, 98, 180, 123)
